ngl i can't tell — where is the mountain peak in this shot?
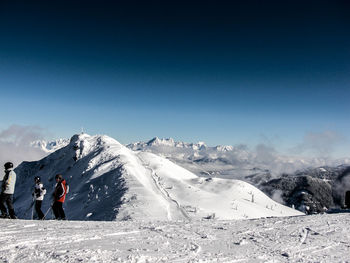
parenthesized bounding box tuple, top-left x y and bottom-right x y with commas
(129, 137, 209, 151)
(147, 137, 175, 146)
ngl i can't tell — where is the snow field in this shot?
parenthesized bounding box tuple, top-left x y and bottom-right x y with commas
(0, 213, 350, 262)
(137, 151, 302, 220)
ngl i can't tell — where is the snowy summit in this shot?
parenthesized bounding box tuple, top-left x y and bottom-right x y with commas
(15, 133, 302, 221)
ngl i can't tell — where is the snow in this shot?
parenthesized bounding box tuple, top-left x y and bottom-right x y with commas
(15, 133, 302, 222)
(1, 213, 350, 262)
(6, 134, 350, 262)
(137, 151, 301, 220)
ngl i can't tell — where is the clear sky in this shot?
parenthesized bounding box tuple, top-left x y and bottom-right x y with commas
(0, 0, 349, 158)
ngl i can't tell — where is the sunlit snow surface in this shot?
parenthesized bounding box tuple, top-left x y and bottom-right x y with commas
(15, 134, 302, 221)
(1, 213, 350, 262)
(8, 134, 350, 262)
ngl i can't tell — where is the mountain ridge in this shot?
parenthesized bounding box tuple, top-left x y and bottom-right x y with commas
(14, 133, 302, 221)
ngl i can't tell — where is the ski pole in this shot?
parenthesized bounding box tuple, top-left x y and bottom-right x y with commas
(23, 199, 35, 217)
(49, 201, 55, 220)
(44, 206, 52, 219)
(51, 203, 55, 220)
(31, 200, 35, 220)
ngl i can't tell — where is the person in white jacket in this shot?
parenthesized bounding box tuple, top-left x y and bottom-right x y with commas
(0, 162, 17, 219)
(33, 176, 46, 220)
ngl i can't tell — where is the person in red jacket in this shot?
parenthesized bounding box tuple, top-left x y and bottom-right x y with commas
(52, 174, 68, 220)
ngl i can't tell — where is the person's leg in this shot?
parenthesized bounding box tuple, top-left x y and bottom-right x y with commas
(58, 202, 66, 220)
(52, 201, 60, 219)
(5, 194, 16, 219)
(35, 200, 44, 219)
(0, 193, 8, 217)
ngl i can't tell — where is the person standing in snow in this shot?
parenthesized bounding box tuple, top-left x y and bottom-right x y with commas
(0, 162, 17, 219)
(32, 176, 46, 219)
(52, 174, 68, 220)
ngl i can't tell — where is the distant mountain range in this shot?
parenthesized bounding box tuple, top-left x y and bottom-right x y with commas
(128, 137, 350, 177)
(30, 138, 70, 153)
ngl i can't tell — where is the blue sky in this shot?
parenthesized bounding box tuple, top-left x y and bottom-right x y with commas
(0, 1, 349, 157)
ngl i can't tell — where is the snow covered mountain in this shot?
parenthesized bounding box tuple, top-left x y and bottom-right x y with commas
(30, 138, 70, 153)
(14, 134, 302, 221)
(31, 136, 350, 183)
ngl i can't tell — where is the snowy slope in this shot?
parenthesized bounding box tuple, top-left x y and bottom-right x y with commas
(136, 151, 301, 220)
(14, 133, 302, 221)
(0, 212, 350, 262)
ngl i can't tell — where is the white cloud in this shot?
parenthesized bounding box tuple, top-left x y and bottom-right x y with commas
(0, 125, 48, 168)
(255, 143, 277, 163)
(291, 130, 346, 157)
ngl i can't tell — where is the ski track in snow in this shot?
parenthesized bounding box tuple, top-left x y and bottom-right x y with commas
(137, 154, 190, 221)
(0, 213, 350, 262)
